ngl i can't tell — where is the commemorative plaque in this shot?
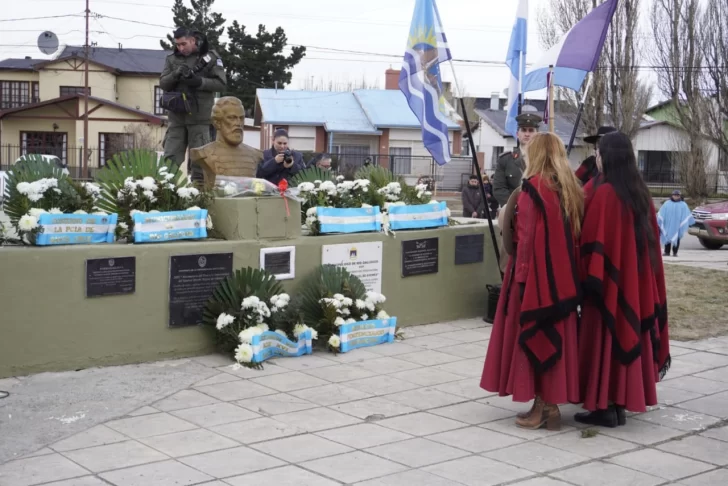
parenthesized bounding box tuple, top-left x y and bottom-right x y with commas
(259, 246, 295, 280)
(86, 257, 136, 297)
(169, 252, 233, 328)
(401, 237, 439, 277)
(455, 234, 485, 265)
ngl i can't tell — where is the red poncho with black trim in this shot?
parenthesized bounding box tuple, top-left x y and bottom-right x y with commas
(517, 175, 581, 373)
(579, 179, 671, 410)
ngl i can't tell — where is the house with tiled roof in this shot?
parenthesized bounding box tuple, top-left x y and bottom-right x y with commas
(0, 45, 174, 175)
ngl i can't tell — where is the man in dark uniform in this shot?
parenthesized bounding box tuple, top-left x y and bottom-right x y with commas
(159, 27, 227, 182)
(576, 126, 616, 185)
(492, 110, 542, 206)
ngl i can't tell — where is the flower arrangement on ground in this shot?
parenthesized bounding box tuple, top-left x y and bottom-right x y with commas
(203, 267, 312, 368)
(94, 149, 213, 241)
(2, 155, 104, 244)
(298, 264, 391, 353)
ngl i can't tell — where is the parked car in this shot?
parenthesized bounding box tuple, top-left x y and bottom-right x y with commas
(689, 200, 728, 249)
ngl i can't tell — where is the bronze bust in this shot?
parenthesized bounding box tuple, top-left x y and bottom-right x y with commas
(189, 96, 263, 186)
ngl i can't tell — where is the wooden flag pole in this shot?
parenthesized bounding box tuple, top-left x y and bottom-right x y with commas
(548, 65, 555, 133)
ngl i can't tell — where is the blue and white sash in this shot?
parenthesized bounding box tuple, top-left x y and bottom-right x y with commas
(339, 317, 397, 353)
(388, 202, 448, 230)
(133, 209, 207, 243)
(36, 213, 117, 245)
(317, 206, 382, 234)
(251, 330, 313, 363)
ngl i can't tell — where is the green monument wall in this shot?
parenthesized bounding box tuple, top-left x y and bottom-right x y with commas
(0, 198, 499, 378)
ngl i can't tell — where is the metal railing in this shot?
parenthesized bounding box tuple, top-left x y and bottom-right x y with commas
(640, 170, 728, 197)
(0, 145, 100, 180)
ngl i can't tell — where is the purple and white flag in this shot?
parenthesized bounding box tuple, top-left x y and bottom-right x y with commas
(522, 0, 618, 93)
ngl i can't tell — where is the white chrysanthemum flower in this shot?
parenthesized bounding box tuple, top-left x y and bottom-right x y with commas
(18, 214, 38, 231)
(328, 334, 341, 348)
(445, 208, 451, 218)
(256, 323, 270, 332)
(340, 308, 351, 316)
(298, 182, 315, 193)
(123, 177, 137, 190)
(238, 326, 263, 344)
(365, 301, 376, 312)
(118, 221, 129, 231)
(361, 314, 368, 321)
(319, 180, 337, 195)
(73, 210, 88, 215)
(333, 293, 345, 301)
(241, 296, 261, 309)
(164, 173, 175, 181)
(355, 299, 367, 309)
(293, 324, 310, 338)
(336, 175, 345, 182)
(27, 192, 43, 202)
(177, 187, 192, 199)
(314, 180, 322, 184)
(16, 182, 32, 195)
(342, 297, 353, 307)
(216, 313, 235, 330)
(148, 210, 160, 213)
(206, 215, 213, 229)
(235, 343, 254, 363)
(158, 165, 169, 174)
(334, 317, 345, 326)
(377, 310, 390, 320)
(361, 203, 372, 208)
(306, 207, 317, 217)
(138, 176, 158, 191)
(49, 207, 63, 214)
(92, 211, 107, 216)
(130, 210, 142, 217)
(28, 208, 47, 218)
(320, 297, 342, 309)
(223, 183, 237, 196)
(429, 199, 439, 204)
(366, 291, 386, 304)
(275, 329, 287, 338)
(345, 318, 356, 324)
(310, 328, 318, 340)
(187, 206, 201, 211)
(143, 190, 157, 202)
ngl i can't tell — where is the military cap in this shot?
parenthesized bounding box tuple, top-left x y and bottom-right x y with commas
(515, 112, 542, 129)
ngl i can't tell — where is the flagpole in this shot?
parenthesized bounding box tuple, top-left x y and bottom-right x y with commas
(548, 65, 555, 133)
(566, 73, 593, 156)
(516, 51, 524, 149)
(450, 62, 503, 280)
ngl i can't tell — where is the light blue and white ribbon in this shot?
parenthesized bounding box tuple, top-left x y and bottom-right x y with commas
(339, 317, 397, 353)
(387, 201, 448, 230)
(36, 213, 117, 245)
(317, 206, 382, 234)
(251, 330, 313, 363)
(133, 209, 207, 243)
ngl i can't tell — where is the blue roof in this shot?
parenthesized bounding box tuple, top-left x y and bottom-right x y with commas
(255, 89, 379, 134)
(353, 89, 460, 130)
(256, 88, 461, 133)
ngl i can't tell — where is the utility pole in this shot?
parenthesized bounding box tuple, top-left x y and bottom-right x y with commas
(82, 0, 90, 179)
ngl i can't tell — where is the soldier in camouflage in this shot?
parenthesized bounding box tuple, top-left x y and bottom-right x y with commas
(159, 27, 227, 182)
(492, 110, 542, 206)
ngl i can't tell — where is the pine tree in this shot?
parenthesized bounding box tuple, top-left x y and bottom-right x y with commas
(159, 0, 226, 53)
(225, 22, 306, 111)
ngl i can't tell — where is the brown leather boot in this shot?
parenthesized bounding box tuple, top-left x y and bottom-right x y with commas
(515, 401, 561, 431)
(516, 396, 543, 419)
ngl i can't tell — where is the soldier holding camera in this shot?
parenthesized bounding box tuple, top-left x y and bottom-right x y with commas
(159, 27, 227, 182)
(256, 129, 305, 184)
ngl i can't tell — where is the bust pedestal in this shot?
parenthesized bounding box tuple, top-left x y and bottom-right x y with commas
(211, 197, 301, 241)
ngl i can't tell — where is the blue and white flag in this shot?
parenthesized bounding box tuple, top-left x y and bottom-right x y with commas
(36, 213, 117, 246)
(387, 201, 449, 230)
(399, 0, 453, 166)
(317, 206, 382, 234)
(505, 0, 529, 138)
(522, 0, 618, 93)
(133, 209, 208, 243)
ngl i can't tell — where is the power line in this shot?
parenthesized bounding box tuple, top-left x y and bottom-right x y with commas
(0, 13, 84, 22)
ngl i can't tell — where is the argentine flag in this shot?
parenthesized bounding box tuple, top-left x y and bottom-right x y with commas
(399, 0, 453, 166)
(505, 0, 529, 138)
(522, 0, 618, 93)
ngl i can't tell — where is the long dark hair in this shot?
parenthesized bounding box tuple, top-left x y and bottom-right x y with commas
(597, 131, 658, 270)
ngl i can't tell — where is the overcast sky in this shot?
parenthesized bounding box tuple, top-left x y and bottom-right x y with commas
(1, 0, 657, 101)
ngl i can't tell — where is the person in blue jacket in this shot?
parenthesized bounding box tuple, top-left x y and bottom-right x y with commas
(256, 129, 305, 184)
(657, 189, 694, 257)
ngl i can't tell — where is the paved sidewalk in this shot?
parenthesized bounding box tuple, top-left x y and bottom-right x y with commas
(662, 249, 728, 272)
(2, 319, 728, 485)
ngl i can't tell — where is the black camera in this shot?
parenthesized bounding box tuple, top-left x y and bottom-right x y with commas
(283, 149, 293, 163)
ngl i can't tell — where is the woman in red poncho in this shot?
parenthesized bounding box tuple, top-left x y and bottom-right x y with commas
(481, 133, 584, 431)
(576, 131, 671, 427)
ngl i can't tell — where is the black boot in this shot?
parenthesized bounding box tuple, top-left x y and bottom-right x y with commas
(615, 406, 626, 426)
(574, 405, 619, 428)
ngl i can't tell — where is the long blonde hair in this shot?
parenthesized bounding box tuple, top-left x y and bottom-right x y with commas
(524, 132, 584, 236)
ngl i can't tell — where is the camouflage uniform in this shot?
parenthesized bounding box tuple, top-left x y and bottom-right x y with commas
(159, 34, 227, 180)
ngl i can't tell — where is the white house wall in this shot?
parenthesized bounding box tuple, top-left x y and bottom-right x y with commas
(632, 123, 720, 169)
(287, 125, 316, 152)
(243, 129, 260, 150)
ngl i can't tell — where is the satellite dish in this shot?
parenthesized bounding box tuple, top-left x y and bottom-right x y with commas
(38, 31, 59, 55)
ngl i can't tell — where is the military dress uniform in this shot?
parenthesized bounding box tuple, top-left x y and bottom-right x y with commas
(159, 35, 227, 180)
(491, 112, 542, 207)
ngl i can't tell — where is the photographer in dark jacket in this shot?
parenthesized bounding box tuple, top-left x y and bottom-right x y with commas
(160, 27, 226, 181)
(256, 129, 305, 184)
